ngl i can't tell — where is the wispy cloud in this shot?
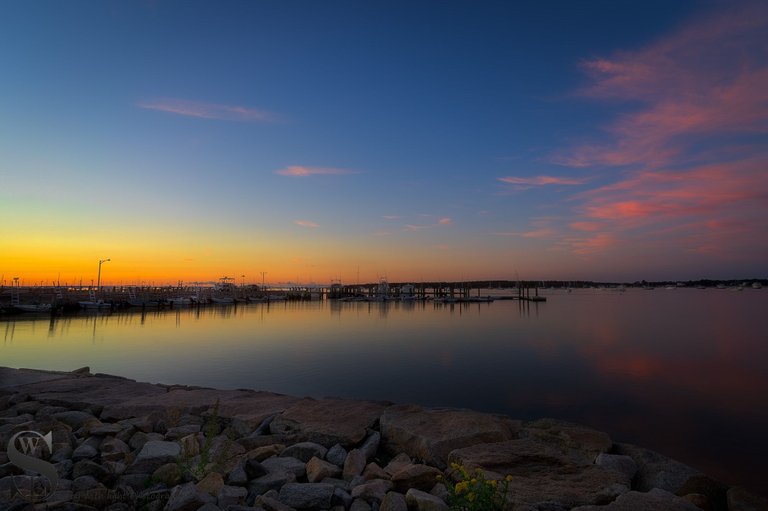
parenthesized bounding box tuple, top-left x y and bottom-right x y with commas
(294, 220, 319, 228)
(275, 166, 355, 177)
(382, 215, 401, 220)
(404, 217, 453, 232)
(137, 98, 275, 122)
(498, 175, 586, 186)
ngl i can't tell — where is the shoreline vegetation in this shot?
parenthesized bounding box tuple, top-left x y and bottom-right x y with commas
(1, 367, 766, 511)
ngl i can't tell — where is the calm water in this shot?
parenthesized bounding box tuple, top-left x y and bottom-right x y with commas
(2, 288, 767, 493)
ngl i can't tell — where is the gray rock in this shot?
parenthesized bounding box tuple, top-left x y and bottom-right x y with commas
(383, 453, 411, 476)
(53, 410, 95, 429)
(326, 444, 348, 467)
(72, 443, 99, 461)
(572, 488, 701, 510)
(262, 456, 306, 478)
(248, 470, 297, 496)
(350, 498, 372, 511)
(196, 472, 226, 496)
(218, 485, 248, 508)
(197, 504, 222, 511)
(380, 405, 519, 469)
(151, 462, 182, 487)
(351, 478, 393, 503)
(117, 473, 152, 490)
(380, 491, 408, 511)
(129, 431, 164, 451)
(72, 460, 109, 481)
(281, 441, 328, 462)
(333, 487, 354, 509)
(226, 463, 248, 486)
(99, 437, 131, 462)
(343, 449, 367, 480)
(51, 445, 74, 463)
(165, 481, 217, 511)
(614, 443, 701, 494)
(359, 432, 380, 461)
(246, 443, 285, 462)
(405, 488, 449, 511)
(279, 482, 335, 509)
(90, 423, 124, 435)
(72, 475, 102, 492)
(307, 456, 343, 483)
(126, 440, 181, 474)
(208, 435, 246, 461)
(253, 494, 294, 511)
(166, 424, 201, 440)
(55, 459, 74, 479)
(391, 464, 442, 493)
(595, 453, 637, 480)
(363, 462, 389, 481)
(122, 416, 154, 433)
(245, 458, 267, 479)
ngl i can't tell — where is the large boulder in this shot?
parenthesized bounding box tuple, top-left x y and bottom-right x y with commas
(449, 437, 629, 509)
(522, 419, 613, 463)
(572, 488, 701, 510)
(278, 482, 335, 509)
(380, 405, 520, 469)
(270, 398, 388, 448)
(614, 443, 701, 493)
(125, 440, 181, 474)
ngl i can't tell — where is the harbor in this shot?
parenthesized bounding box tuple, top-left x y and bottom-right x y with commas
(0, 279, 551, 315)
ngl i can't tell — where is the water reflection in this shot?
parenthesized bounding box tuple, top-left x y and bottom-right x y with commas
(1, 290, 767, 494)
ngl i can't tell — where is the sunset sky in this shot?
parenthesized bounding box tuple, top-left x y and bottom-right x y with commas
(2, 1, 767, 285)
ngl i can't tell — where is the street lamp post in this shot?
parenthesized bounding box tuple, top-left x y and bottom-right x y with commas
(97, 258, 111, 291)
(260, 271, 267, 291)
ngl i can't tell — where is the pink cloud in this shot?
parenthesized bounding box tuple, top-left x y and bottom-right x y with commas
(498, 175, 586, 186)
(438, 217, 453, 225)
(548, 3, 768, 261)
(294, 220, 319, 228)
(137, 98, 274, 122)
(275, 166, 354, 177)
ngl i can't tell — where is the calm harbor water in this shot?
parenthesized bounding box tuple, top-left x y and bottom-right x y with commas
(2, 288, 767, 493)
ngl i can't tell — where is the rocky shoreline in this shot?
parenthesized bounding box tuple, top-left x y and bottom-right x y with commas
(0, 367, 765, 511)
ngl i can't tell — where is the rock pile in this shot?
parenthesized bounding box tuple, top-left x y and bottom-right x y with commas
(0, 367, 766, 511)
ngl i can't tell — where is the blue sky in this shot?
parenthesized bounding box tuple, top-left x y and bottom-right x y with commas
(2, 1, 766, 284)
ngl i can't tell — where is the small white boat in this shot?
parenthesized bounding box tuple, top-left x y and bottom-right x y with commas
(752, 282, 763, 289)
(80, 290, 111, 309)
(168, 297, 193, 306)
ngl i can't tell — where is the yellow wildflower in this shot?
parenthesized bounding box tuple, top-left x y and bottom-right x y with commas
(467, 492, 476, 502)
(505, 475, 513, 482)
(455, 481, 469, 494)
(487, 479, 498, 487)
(470, 478, 477, 485)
